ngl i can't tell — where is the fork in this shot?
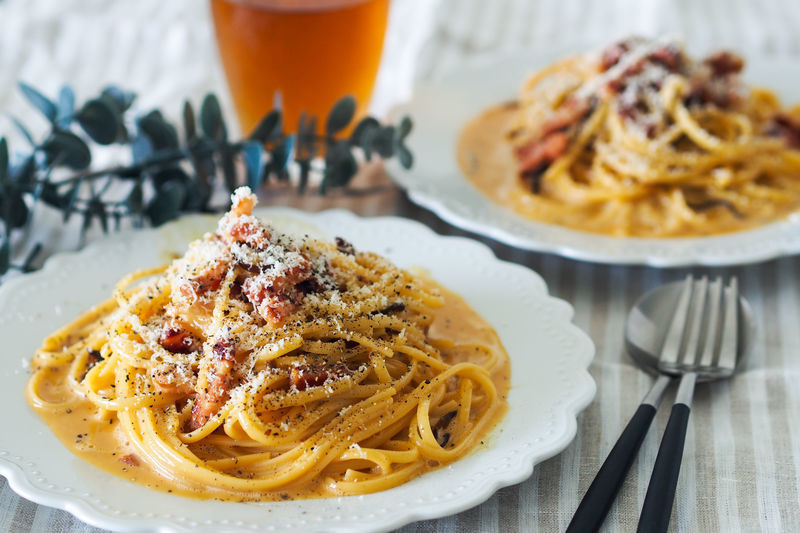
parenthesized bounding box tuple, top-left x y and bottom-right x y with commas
(636, 275, 739, 533)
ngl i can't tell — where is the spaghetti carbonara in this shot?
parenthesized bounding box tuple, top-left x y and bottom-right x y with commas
(458, 36, 800, 237)
(27, 188, 509, 500)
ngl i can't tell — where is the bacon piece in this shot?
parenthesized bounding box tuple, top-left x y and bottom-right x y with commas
(219, 188, 271, 248)
(335, 236, 355, 256)
(515, 132, 570, 187)
(600, 41, 630, 71)
(539, 97, 592, 138)
(704, 51, 744, 77)
(158, 318, 200, 354)
(767, 114, 800, 150)
(179, 258, 229, 302)
(87, 349, 102, 368)
(290, 363, 353, 391)
(190, 337, 236, 430)
(649, 45, 682, 71)
(242, 259, 313, 325)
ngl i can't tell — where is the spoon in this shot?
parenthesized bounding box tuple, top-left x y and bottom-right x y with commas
(566, 277, 753, 533)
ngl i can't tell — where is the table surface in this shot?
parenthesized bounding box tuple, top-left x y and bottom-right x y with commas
(2, 1, 800, 532)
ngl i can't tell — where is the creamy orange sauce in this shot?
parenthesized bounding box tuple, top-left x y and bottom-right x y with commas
(28, 284, 510, 501)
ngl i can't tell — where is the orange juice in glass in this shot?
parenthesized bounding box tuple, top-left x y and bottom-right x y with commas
(210, 0, 391, 134)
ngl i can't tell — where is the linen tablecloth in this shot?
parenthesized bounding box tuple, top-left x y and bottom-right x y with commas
(2, 1, 800, 531)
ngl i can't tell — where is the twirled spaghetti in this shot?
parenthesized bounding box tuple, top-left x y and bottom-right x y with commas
(458, 36, 800, 237)
(27, 188, 510, 501)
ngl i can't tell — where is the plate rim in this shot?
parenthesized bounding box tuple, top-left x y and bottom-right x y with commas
(0, 207, 596, 532)
(387, 48, 800, 267)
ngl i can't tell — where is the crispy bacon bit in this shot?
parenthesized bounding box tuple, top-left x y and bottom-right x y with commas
(704, 51, 744, 77)
(290, 363, 353, 391)
(649, 45, 682, 71)
(87, 349, 102, 368)
(190, 337, 236, 431)
(220, 188, 271, 248)
(766, 113, 800, 150)
(600, 41, 630, 71)
(119, 454, 140, 467)
(540, 97, 592, 138)
(335, 236, 355, 256)
(242, 259, 313, 324)
(515, 132, 570, 193)
(158, 318, 199, 354)
(371, 301, 406, 315)
(179, 258, 229, 302)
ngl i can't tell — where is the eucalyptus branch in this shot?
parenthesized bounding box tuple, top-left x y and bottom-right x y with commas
(0, 82, 413, 277)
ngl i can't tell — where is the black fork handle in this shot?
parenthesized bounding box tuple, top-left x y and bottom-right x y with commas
(637, 372, 697, 533)
(566, 374, 670, 533)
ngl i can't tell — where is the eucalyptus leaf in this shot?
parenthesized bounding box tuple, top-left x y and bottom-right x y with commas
(183, 101, 197, 142)
(39, 182, 65, 209)
(101, 86, 136, 113)
(200, 93, 226, 141)
(88, 198, 108, 233)
(370, 126, 396, 158)
(325, 96, 356, 136)
(249, 110, 282, 143)
(152, 166, 190, 190)
(0, 239, 9, 275)
(10, 117, 35, 147)
(242, 141, 264, 191)
(56, 86, 76, 129)
(350, 117, 379, 145)
(398, 116, 413, 140)
(266, 136, 294, 181)
(11, 156, 36, 187)
(138, 111, 179, 150)
(42, 131, 92, 169)
(4, 189, 29, 229)
(220, 145, 237, 193)
(78, 99, 119, 145)
(397, 143, 413, 169)
(131, 134, 153, 164)
(18, 82, 57, 123)
(146, 179, 186, 226)
(322, 141, 357, 191)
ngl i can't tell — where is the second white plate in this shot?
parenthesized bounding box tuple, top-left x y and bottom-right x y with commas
(388, 48, 800, 267)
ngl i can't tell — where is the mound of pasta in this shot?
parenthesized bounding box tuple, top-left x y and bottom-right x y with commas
(458, 36, 800, 237)
(27, 188, 509, 501)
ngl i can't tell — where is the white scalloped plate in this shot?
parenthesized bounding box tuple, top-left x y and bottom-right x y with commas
(0, 208, 595, 533)
(387, 49, 800, 267)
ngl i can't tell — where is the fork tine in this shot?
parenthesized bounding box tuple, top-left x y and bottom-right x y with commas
(659, 276, 694, 368)
(681, 276, 708, 366)
(699, 277, 723, 368)
(717, 277, 739, 375)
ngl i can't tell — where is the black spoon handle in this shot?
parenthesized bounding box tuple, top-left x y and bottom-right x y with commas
(566, 374, 670, 533)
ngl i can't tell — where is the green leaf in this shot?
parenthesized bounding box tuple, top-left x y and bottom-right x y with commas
(350, 117, 379, 145)
(56, 85, 75, 129)
(18, 82, 57, 123)
(188, 137, 215, 208)
(200, 93, 226, 141)
(371, 126, 396, 158)
(325, 96, 356, 136)
(242, 141, 264, 191)
(266, 136, 294, 181)
(0, 138, 8, 183)
(152, 166, 189, 191)
(78, 99, 120, 145)
(0, 238, 10, 275)
(42, 131, 92, 169)
(146, 179, 186, 226)
(397, 142, 413, 169)
(101, 86, 136, 113)
(322, 141, 357, 191)
(249, 110, 282, 143)
(40, 182, 65, 209)
(11, 156, 36, 187)
(138, 111, 179, 150)
(131, 134, 153, 163)
(10, 117, 35, 147)
(220, 145, 237, 193)
(398, 116, 413, 140)
(183, 101, 197, 141)
(4, 189, 29, 229)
